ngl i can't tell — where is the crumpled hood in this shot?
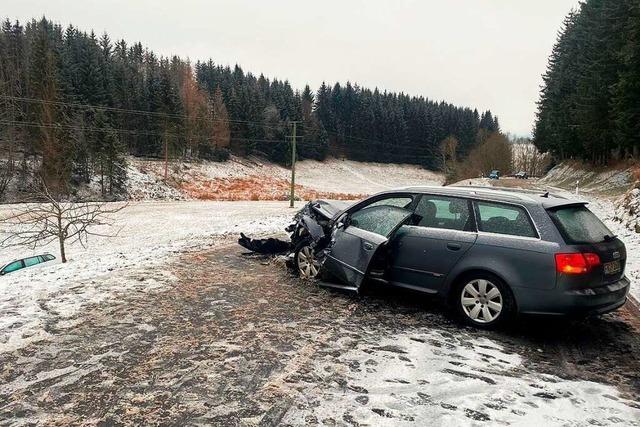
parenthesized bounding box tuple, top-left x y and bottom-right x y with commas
(310, 199, 354, 220)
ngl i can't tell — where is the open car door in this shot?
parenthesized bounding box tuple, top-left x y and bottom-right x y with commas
(323, 205, 414, 289)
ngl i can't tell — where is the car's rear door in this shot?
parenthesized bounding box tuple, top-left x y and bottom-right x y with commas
(388, 195, 477, 293)
(324, 202, 414, 289)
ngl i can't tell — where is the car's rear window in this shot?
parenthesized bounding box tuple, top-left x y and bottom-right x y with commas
(548, 205, 613, 244)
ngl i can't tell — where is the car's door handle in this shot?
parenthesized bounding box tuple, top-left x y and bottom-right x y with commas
(446, 243, 462, 251)
(363, 242, 374, 251)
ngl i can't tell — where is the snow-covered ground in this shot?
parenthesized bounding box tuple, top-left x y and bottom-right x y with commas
(284, 332, 640, 425)
(0, 201, 293, 353)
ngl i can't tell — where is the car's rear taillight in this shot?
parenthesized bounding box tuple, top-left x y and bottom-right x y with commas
(555, 253, 601, 274)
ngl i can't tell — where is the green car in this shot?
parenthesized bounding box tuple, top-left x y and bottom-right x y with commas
(0, 254, 57, 276)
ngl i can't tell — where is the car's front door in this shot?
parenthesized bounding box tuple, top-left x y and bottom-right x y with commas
(324, 201, 414, 289)
(388, 195, 477, 293)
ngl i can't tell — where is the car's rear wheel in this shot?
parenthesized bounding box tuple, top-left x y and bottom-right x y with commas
(455, 274, 514, 328)
(294, 241, 321, 279)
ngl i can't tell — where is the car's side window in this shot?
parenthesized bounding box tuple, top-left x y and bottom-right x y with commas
(413, 196, 472, 231)
(3, 260, 24, 273)
(44, 254, 55, 261)
(475, 201, 537, 238)
(24, 257, 40, 267)
(350, 205, 412, 237)
(366, 196, 413, 210)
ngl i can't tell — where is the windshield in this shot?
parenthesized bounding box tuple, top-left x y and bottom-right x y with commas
(548, 205, 613, 244)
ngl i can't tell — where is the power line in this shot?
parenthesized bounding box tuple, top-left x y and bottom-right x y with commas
(2, 96, 440, 155)
(0, 95, 287, 130)
(2, 96, 443, 159)
(2, 119, 438, 163)
(0, 120, 289, 145)
(324, 130, 438, 156)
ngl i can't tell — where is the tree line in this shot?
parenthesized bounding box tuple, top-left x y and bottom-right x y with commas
(534, 0, 640, 164)
(0, 17, 500, 198)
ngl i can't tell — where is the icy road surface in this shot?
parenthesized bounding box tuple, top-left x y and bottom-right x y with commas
(0, 244, 638, 425)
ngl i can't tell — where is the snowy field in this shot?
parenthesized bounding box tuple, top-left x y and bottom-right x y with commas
(0, 201, 293, 353)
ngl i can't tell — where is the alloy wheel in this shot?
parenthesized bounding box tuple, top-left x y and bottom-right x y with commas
(460, 279, 503, 324)
(297, 246, 321, 279)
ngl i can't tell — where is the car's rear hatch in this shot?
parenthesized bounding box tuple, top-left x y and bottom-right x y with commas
(547, 204, 626, 289)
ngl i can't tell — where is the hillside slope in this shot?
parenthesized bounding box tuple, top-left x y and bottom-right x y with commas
(539, 162, 635, 196)
(126, 156, 444, 201)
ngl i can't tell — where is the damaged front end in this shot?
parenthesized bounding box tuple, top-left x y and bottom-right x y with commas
(238, 200, 351, 277)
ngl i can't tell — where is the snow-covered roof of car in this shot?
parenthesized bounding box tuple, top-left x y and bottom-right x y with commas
(396, 185, 588, 208)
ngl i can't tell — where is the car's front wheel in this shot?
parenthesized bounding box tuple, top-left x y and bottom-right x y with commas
(294, 241, 322, 279)
(455, 274, 514, 328)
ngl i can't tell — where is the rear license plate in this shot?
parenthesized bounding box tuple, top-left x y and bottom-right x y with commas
(604, 260, 621, 275)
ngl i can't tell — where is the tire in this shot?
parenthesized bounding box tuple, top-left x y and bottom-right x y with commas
(454, 273, 515, 329)
(293, 240, 322, 279)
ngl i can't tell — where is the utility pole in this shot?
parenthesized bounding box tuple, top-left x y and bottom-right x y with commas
(289, 121, 298, 208)
(164, 128, 168, 181)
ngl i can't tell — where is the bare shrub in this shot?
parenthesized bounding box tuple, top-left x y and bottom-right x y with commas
(0, 179, 127, 263)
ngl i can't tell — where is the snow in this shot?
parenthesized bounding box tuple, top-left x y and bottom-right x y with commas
(0, 200, 293, 353)
(284, 332, 640, 425)
(125, 162, 186, 200)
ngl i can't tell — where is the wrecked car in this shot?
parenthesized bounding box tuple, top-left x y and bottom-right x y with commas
(240, 186, 629, 329)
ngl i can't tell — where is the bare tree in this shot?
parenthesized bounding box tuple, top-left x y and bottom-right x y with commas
(512, 140, 551, 177)
(0, 179, 127, 263)
(0, 154, 15, 201)
(439, 136, 459, 173)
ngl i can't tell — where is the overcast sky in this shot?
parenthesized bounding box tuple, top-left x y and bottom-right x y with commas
(5, 0, 580, 136)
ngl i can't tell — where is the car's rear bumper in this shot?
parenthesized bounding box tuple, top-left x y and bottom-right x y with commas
(516, 276, 630, 316)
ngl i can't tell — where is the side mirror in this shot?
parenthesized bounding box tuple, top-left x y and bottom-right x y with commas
(336, 214, 350, 229)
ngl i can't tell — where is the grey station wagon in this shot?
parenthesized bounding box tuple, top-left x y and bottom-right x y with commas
(287, 186, 629, 328)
